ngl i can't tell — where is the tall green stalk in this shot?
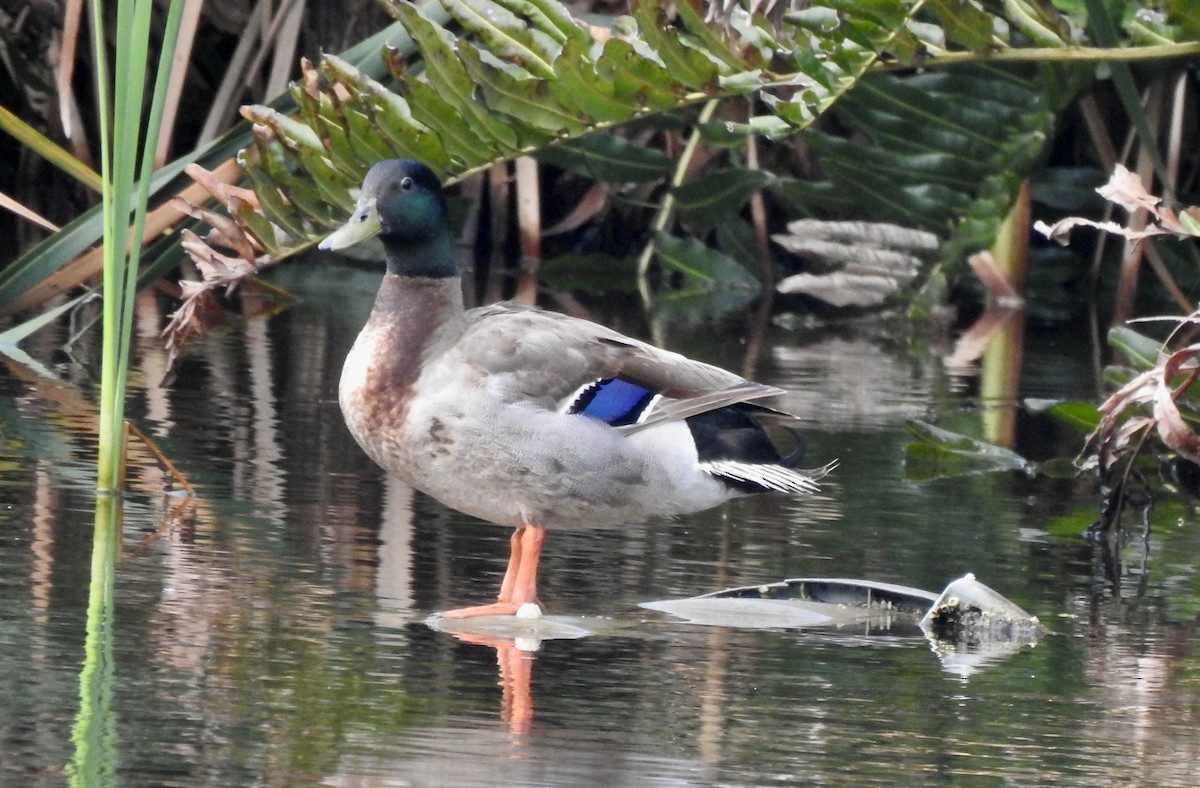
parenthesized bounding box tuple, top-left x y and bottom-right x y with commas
(71, 1, 185, 779)
(92, 0, 184, 493)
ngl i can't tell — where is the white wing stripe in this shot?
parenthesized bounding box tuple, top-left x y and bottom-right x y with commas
(698, 461, 823, 494)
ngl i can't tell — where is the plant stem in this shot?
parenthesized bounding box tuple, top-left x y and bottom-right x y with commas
(94, 0, 184, 493)
(872, 40, 1200, 70)
(637, 99, 721, 292)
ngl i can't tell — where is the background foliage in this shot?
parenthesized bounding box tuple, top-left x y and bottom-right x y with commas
(0, 0, 1198, 379)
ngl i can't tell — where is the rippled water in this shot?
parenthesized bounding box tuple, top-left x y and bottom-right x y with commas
(2, 262, 1199, 785)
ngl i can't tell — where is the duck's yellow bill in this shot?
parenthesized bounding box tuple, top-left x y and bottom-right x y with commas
(318, 197, 381, 251)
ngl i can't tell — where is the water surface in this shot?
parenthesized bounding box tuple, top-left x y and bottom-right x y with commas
(2, 262, 1198, 785)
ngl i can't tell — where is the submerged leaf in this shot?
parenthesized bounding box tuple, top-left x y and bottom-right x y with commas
(905, 420, 1033, 479)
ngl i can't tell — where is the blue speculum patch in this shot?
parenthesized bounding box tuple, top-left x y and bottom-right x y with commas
(573, 378, 656, 426)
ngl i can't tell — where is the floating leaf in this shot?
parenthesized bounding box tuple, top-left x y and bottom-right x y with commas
(1027, 399, 1103, 433)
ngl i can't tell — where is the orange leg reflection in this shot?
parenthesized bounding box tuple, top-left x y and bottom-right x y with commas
(449, 630, 536, 737)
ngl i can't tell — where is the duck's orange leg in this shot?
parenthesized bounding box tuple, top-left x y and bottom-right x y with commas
(442, 525, 545, 619)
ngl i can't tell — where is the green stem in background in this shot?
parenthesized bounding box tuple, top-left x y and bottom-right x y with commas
(93, 0, 184, 493)
(68, 496, 121, 785)
(980, 180, 1030, 447)
(1082, 0, 1171, 196)
(637, 99, 721, 299)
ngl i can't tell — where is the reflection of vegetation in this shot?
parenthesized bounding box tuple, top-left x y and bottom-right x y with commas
(68, 498, 120, 786)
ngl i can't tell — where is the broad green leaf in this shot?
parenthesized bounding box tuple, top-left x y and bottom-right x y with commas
(713, 218, 762, 272)
(632, 3, 722, 91)
(597, 37, 690, 111)
(1107, 326, 1163, 371)
(303, 90, 362, 178)
(789, 63, 1073, 272)
(539, 253, 640, 292)
(458, 44, 584, 138)
(243, 104, 325, 154)
(536, 134, 672, 182)
(444, 0, 560, 79)
(655, 284, 758, 319)
(491, 0, 591, 45)
(674, 168, 773, 235)
(653, 231, 760, 293)
(1167, 0, 1200, 38)
(403, 78, 497, 167)
(239, 146, 310, 239)
(924, 0, 998, 51)
(320, 54, 450, 172)
(390, 1, 520, 151)
(549, 36, 634, 124)
(1027, 399, 1103, 433)
(672, 0, 755, 71)
(770, 177, 857, 215)
(1003, 0, 1073, 46)
(338, 104, 395, 166)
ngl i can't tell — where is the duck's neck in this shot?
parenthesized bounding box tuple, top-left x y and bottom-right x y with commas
(367, 273, 465, 343)
(382, 234, 457, 279)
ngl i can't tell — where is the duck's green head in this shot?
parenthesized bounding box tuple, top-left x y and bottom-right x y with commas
(320, 159, 455, 278)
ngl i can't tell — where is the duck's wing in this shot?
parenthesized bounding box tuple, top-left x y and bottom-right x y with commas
(459, 304, 786, 434)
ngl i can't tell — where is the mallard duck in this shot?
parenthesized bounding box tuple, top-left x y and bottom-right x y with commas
(320, 159, 833, 619)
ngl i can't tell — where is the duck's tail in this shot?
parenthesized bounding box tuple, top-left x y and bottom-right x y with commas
(687, 405, 836, 495)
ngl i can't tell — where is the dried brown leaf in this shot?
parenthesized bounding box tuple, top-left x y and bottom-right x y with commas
(183, 162, 258, 208)
(543, 183, 609, 237)
(171, 197, 260, 260)
(1096, 164, 1160, 215)
(1152, 392, 1200, 462)
(301, 57, 320, 100)
(967, 251, 1022, 305)
(1033, 217, 1169, 245)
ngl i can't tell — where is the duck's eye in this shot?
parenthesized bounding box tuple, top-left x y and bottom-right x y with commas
(400, 176, 415, 192)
